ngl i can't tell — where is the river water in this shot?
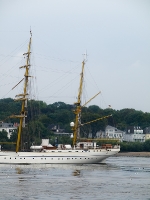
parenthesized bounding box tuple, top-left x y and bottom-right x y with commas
(0, 156, 150, 200)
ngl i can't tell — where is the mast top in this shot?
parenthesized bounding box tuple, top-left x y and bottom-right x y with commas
(82, 51, 88, 63)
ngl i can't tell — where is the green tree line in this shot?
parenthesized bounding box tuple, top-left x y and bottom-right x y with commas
(0, 98, 150, 151)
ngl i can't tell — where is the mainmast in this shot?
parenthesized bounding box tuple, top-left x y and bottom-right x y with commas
(72, 60, 85, 146)
(15, 32, 32, 152)
(70, 56, 113, 147)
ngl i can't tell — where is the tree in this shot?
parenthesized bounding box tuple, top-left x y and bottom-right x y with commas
(0, 130, 8, 141)
(144, 139, 150, 151)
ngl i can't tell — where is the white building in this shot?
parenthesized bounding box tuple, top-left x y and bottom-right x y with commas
(95, 130, 104, 138)
(123, 126, 145, 142)
(0, 122, 17, 139)
(105, 125, 124, 142)
(94, 125, 124, 142)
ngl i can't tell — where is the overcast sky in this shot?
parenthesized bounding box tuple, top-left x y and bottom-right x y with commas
(0, 0, 150, 112)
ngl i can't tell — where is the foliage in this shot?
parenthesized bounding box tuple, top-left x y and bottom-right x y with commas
(120, 140, 150, 152)
(0, 130, 16, 150)
(143, 139, 150, 151)
(0, 130, 8, 141)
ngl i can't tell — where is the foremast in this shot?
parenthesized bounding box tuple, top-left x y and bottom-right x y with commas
(15, 32, 32, 152)
(72, 60, 85, 146)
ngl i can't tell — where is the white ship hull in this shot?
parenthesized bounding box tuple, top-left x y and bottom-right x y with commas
(0, 148, 120, 164)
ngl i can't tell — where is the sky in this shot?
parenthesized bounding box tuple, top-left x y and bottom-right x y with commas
(0, 0, 150, 112)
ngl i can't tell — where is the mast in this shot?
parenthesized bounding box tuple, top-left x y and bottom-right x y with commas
(71, 56, 113, 147)
(72, 60, 85, 146)
(15, 32, 32, 152)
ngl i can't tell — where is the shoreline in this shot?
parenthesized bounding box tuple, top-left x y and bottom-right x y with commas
(115, 152, 150, 157)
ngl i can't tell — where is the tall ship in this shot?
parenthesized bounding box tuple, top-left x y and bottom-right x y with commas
(0, 32, 120, 164)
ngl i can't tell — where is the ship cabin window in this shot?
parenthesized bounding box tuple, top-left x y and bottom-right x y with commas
(75, 151, 78, 152)
(51, 158, 53, 160)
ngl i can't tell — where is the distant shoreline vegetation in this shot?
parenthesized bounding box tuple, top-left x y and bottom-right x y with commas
(0, 98, 150, 152)
(120, 140, 150, 152)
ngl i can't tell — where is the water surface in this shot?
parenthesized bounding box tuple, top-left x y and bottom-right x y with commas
(0, 156, 150, 200)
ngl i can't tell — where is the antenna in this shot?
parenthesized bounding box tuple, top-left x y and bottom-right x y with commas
(82, 50, 88, 62)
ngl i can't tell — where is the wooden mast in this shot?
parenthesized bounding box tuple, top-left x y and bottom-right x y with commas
(71, 57, 112, 147)
(15, 31, 32, 152)
(72, 60, 85, 146)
